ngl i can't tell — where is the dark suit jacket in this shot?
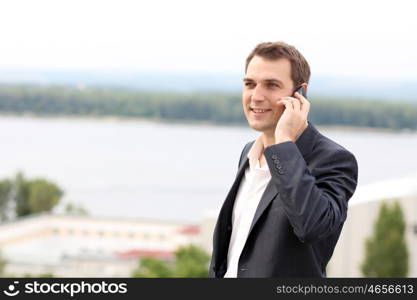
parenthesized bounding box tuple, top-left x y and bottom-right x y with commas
(209, 122, 358, 278)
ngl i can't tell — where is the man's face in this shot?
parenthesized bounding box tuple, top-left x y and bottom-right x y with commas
(242, 56, 294, 134)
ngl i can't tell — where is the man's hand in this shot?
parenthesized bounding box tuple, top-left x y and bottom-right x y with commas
(274, 92, 310, 144)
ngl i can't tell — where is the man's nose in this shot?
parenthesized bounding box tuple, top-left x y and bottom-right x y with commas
(251, 86, 267, 102)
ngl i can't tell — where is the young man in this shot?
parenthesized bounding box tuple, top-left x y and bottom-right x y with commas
(209, 42, 358, 278)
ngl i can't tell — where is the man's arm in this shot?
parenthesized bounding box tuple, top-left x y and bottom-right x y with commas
(264, 141, 358, 244)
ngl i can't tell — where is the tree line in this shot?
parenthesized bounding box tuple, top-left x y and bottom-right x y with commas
(1, 85, 417, 130)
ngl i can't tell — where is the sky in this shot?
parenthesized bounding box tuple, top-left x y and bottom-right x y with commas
(0, 0, 416, 80)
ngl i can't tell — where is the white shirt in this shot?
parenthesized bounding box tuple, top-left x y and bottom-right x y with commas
(224, 135, 271, 277)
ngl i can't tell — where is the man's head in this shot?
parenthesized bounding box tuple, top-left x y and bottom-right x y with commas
(242, 41, 311, 135)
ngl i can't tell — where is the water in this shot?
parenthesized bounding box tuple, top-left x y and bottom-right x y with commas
(1, 116, 417, 222)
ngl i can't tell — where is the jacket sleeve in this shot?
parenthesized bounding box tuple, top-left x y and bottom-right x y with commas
(264, 141, 358, 244)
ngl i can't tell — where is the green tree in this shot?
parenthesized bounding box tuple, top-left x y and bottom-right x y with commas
(23, 272, 55, 278)
(14, 172, 31, 217)
(361, 200, 409, 277)
(26, 179, 62, 214)
(132, 245, 210, 278)
(0, 180, 12, 221)
(0, 250, 7, 276)
(0, 172, 63, 221)
(64, 203, 89, 216)
(175, 245, 210, 277)
(132, 257, 174, 278)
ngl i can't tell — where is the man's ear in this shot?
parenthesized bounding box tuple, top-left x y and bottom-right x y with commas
(301, 83, 308, 94)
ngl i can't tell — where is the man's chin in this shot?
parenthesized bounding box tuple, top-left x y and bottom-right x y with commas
(248, 121, 275, 133)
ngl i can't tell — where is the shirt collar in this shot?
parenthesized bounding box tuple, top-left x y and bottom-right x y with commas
(246, 134, 268, 171)
(244, 122, 319, 170)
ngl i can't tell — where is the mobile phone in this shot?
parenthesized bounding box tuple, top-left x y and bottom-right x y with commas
(294, 86, 307, 98)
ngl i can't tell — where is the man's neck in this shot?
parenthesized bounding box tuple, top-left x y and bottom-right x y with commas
(261, 131, 276, 149)
(257, 131, 275, 168)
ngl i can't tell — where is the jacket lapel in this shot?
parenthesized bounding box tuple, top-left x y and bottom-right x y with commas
(223, 157, 249, 210)
(225, 141, 254, 210)
(212, 145, 252, 267)
(217, 141, 254, 223)
(248, 179, 278, 236)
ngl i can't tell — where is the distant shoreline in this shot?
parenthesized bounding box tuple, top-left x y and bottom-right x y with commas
(0, 112, 414, 133)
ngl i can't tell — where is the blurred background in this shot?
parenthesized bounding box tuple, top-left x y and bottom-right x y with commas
(0, 0, 416, 277)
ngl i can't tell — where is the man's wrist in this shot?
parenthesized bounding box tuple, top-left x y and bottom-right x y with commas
(275, 135, 294, 144)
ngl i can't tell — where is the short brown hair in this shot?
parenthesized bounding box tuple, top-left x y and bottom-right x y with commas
(245, 41, 311, 89)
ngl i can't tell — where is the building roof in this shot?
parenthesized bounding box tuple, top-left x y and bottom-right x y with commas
(115, 249, 174, 260)
(349, 171, 417, 206)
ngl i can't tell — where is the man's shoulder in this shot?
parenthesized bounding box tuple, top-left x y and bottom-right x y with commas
(243, 140, 256, 152)
(238, 140, 255, 164)
(313, 129, 356, 163)
(309, 128, 358, 186)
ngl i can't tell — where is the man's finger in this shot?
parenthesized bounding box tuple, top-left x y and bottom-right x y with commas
(275, 98, 290, 108)
(297, 92, 311, 116)
(302, 99, 310, 117)
(278, 97, 297, 109)
(275, 98, 285, 106)
(294, 92, 310, 115)
(292, 97, 301, 111)
(278, 99, 294, 110)
(294, 92, 306, 110)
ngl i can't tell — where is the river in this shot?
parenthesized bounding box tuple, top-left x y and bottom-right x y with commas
(1, 116, 417, 222)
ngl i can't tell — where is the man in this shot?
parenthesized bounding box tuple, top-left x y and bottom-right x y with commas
(208, 42, 358, 278)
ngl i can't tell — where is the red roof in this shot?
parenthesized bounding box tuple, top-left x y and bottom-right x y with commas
(115, 249, 174, 259)
(178, 225, 200, 235)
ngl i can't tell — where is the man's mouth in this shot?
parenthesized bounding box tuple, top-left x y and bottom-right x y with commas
(250, 108, 272, 114)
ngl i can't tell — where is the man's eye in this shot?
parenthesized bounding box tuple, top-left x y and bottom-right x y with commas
(268, 83, 279, 88)
(244, 82, 255, 87)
